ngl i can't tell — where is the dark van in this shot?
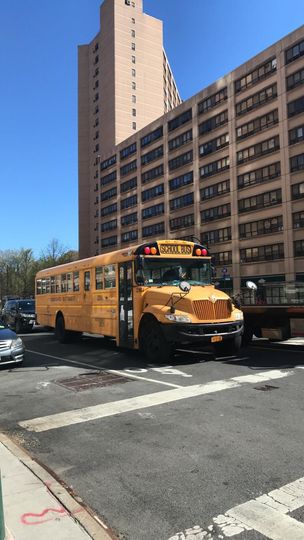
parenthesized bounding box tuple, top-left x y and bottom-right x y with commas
(2, 299, 35, 333)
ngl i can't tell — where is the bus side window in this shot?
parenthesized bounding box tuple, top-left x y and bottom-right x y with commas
(61, 274, 67, 293)
(55, 275, 61, 293)
(84, 271, 91, 291)
(67, 273, 73, 292)
(104, 265, 116, 288)
(96, 267, 104, 290)
(50, 276, 56, 293)
(36, 279, 42, 295)
(73, 271, 80, 292)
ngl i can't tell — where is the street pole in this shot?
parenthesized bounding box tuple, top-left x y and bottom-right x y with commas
(0, 470, 5, 540)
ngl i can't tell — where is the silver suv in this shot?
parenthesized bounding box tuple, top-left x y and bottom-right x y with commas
(0, 323, 25, 367)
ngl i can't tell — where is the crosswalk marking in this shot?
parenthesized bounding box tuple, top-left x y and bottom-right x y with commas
(168, 476, 304, 539)
(19, 369, 291, 433)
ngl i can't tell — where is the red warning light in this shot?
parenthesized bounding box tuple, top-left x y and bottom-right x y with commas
(201, 248, 208, 256)
(144, 247, 151, 255)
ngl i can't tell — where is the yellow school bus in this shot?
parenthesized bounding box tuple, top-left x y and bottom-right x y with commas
(35, 239, 244, 361)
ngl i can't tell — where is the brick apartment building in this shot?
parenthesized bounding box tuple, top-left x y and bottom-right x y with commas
(78, 0, 304, 293)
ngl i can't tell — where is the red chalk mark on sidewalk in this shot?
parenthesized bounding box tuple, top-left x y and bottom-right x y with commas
(21, 506, 83, 525)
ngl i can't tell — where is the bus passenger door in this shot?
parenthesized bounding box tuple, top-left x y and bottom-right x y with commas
(118, 262, 134, 347)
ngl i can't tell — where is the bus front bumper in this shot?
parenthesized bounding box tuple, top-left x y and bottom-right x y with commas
(161, 321, 244, 344)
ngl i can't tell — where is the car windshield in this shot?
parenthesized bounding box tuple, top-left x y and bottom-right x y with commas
(135, 257, 211, 286)
(18, 301, 35, 312)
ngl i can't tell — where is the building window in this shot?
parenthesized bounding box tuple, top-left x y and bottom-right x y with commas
(290, 154, 304, 173)
(201, 179, 230, 200)
(198, 87, 227, 115)
(168, 150, 193, 171)
(235, 57, 277, 93)
(287, 97, 304, 118)
(237, 135, 280, 164)
(289, 125, 304, 145)
(142, 203, 165, 220)
(94, 55, 99, 65)
(132, 122, 136, 130)
(132, 108, 136, 116)
(168, 129, 192, 152)
(122, 230, 138, 243)
(120, 159, 137, 176)
(238, 189, 282, 213)
(100, 203, 117, 217)
(170, 214, 194, 231)
(132, 43, 135, 50)
(132, 81, 136, 90)
(169, 171, 193, 191)
(142, 184, 164, 202)
(170, 193, 194, 211)
(285, 39, 304, 65)
(141, 126, 163, 147)
(121, 212, 137, 227)
(142, 222, 165, 238)
(132, 55, 136, 64)
(212, 251, 232, 265)
(132, 95, 136, 103)
(132, 69, 136, 77)
(101, 219, 117, 233)
(100, 170, 117, 186)
(100, 187, 117, 201)
(199, 133, 229, 157)
(294, 240, 304, 257)
(120, 142, 137, 160)
(131, 17, 135, 23)
(291, 181, 304, 199)
(100, 155, 117, 171)
(121, 176, 137, 193)
(237, 161, 281, 189)
(293, 211, 304, 229)
(201, 203, 231, 222)
(141, 145, 163, 166)
(240, 243, 284, 263)
(131, 30, 135, 37)
(286, 68, 304, 91)
(168, 109, 192, 132)
(121, 194, 137, 209)
(236, 83, 277, 116)
(101, 236, 117, 248)
(200, 156, 230, 178)
(141, 164, 164, 184)
(201, 227, 231, 245)
(199, 110, 228, 135)
(236, 109, 279, 140)
(239, 216, 283, 239)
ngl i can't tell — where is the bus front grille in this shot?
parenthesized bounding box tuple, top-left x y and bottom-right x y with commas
(193, 299, 231, 320)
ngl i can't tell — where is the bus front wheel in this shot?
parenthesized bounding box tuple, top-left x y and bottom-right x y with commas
(140, 318, 173, 363)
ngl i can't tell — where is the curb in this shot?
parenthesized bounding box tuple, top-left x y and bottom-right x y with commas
(0, 433, 117, 540)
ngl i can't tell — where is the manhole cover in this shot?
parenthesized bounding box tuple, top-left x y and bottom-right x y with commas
(55, 371, 131, 392)
(254, 384, 279, 391)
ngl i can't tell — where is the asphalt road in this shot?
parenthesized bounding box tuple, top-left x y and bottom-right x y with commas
(0, 330, 304, 540)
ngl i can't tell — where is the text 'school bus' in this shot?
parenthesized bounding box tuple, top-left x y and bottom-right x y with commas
(35, 240, 244, 361)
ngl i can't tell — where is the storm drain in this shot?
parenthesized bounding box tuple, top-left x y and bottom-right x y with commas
(54, 371, 132, 392)
(254, 384, 279, 391)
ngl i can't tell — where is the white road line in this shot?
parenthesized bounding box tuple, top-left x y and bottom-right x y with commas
(168, 476, 304, 540)
(26, 350, 181, 388)
(19, 369, 291, 433)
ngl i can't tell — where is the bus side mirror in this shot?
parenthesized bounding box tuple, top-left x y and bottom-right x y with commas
(179, 281, 191, 293)
(246, 281, 257, 291)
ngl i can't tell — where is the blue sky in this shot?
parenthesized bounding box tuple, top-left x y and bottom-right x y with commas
(0, 0, 302, 256)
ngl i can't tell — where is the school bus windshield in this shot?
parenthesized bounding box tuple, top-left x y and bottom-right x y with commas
(135, 257, 211, 286)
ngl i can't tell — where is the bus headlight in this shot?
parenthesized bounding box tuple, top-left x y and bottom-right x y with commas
(233, 311, 243, 321)
(165, 314, 192, 323)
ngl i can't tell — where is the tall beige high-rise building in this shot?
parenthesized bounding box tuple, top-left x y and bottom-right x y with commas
(78, 0, 181, 258)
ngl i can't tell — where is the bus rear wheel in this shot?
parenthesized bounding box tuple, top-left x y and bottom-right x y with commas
(55, 315, 68, 343)
(140, 318, 173, 363)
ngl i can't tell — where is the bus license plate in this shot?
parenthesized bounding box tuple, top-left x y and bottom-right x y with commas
(211, 335, 222, 343)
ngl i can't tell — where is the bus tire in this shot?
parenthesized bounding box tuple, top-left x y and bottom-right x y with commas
(214, 335, 242, 357)
(55, 315, 68, 343)
(140, 318, 173, 363)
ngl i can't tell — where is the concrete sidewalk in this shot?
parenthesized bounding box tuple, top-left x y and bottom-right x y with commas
(0, 434, 113, 540)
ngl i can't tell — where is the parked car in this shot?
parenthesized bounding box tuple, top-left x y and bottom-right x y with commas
(2, 299, 35, 333)
(0, 321, 25, 367)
